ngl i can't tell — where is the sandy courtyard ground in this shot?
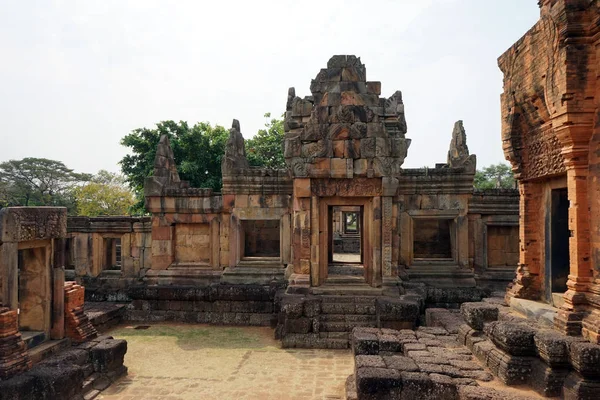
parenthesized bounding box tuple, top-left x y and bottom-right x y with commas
(99, 324, 353, 400)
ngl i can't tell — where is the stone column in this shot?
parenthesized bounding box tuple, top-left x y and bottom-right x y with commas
(555, 158, 593, 336)
(506, 181, 543, 302)
(381, 196, 393, 281)
(372, 196, 382, 287)
(310, 195, 320, 286)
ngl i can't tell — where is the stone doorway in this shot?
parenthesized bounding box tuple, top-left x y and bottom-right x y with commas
(330, 206, 362, 265)
(315, 197, 376, 287)
(328, 206, 364, 283)
(17, 245, 51, 344)
(545, 188, 570, 304)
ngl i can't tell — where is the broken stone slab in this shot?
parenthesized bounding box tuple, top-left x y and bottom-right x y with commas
(355, 367, 402, 400)
(460, 302, 499, 331)
(484, 321, 536, 356)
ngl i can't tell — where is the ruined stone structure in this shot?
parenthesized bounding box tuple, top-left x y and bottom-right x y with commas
(0, 207, 127, 399)
(42, 56, 519, 353)
(499, 0, 600, 343)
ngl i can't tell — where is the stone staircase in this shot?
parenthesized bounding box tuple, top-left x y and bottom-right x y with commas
(317, 295, 378, 343)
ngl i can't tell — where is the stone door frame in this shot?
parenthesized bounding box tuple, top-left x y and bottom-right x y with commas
(313, 196, 379, 287)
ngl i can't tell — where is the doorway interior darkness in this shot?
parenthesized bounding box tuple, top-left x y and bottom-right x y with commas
(545, 187, 570, 304)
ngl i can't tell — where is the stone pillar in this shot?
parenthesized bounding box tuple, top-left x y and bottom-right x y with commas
(506, 181, 543, 302)
(555, 160, 593, 336)
(381, 197, 392, 277)
(50, 267, 65, 340)
(310, 195, 320, 286)
(0, 242, 18, 310)
(372, 196, 382, 287)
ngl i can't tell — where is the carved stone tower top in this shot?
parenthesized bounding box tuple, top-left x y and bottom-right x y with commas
(283, 55, 411, 178)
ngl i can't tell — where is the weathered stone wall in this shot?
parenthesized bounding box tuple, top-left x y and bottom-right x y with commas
(499, 0, 600, 341)
(0, 207, 67, 341)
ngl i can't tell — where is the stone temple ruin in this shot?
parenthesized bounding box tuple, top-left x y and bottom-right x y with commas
(1, 1, 600, 398)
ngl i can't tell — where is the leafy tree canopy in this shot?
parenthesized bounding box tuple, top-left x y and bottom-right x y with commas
(73, 170, 136, 216)
(474, 163, 515, 189)
(246, 113, 285, 168)
(119, 121, 230, 213)
(0, 157, 90, 211)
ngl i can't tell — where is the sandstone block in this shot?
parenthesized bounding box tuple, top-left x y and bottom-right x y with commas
(534, 329, 572, 367)
(460, 302, 499, 330)
(529, 358, 569, 398)
(562, 372, 600, 400)
(569, 341, 600, 378)
(485, 321, 536, 356)
(400, 371, 458, 400)
(355, 367, 402, 400)
(366, 81, 381, 95)
(352, 330, 380, 355)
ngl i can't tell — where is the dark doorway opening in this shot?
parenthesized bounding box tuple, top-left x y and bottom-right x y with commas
(545, 188, 570, 303)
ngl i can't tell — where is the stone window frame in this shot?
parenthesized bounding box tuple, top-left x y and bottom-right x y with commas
(342, 211, 360, 234)
(406, 210, 460, 266)
(239, 219, 282, 259)
(230, 208, 291, 268)
(96, 234, 125, 277)
(481, 217, 519, 272)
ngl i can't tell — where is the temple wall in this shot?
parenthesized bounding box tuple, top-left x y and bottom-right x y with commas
(499, 0, 600, 340)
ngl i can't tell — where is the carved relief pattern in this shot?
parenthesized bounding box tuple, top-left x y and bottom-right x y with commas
(523, 125, 565, 180)
(382, 197, 392, 276)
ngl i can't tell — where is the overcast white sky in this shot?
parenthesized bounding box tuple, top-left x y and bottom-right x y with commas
(0, 1, 540, 174)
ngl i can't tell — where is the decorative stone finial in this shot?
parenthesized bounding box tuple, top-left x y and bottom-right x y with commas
(447, 120, 476, 172)
(221, 119, 249, 175)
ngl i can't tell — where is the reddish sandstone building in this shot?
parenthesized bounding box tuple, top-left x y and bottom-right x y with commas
(500, 0, 600, 342)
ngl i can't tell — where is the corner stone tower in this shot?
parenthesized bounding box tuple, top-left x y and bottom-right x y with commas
(284, 55, 411, 178)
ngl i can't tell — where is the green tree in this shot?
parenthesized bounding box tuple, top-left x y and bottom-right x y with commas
(0, 158, 90, 211)
(119, 121, 229, 213)
(245, 113, 285, 168)
(73, 170, 136, 216)
(474, 163, 515, 189)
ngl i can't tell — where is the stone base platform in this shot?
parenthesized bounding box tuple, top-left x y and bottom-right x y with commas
(0, 335, 127, 400)
(85, 302, 127, 333)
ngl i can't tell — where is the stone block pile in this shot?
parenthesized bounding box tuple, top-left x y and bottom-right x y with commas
(346, 325, 532, 400)
(126, 283, 281, 326)
(0, 307, 31, 380)
(456, 301, 600, 398)
(65, 282, 98, 343)
(277, 294, 421, 349)
(0, 335, 127, 400)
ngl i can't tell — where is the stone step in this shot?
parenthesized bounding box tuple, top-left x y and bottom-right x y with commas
(281, 333, 349, 349)
(318, 295, 377, 304)
(21, 331, 46, 350)
(310, 285, 383, 297)
(325, 275, 366, 285)
(328, 264, 364, 276)
(320, 314, 375, 322)
(29, 338, 70, 364)
(319, 332, 349, 340)
(320, 320, 377, 332)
